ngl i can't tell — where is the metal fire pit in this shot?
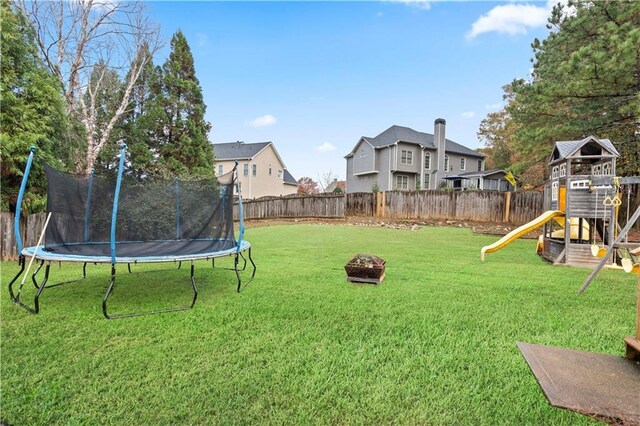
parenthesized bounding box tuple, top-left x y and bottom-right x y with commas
(345, 254, 386, 284)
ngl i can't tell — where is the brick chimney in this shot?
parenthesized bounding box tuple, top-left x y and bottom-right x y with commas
(434, 118, 446, 184)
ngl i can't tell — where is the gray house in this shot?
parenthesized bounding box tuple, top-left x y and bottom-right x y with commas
(344, 119, 485, 193)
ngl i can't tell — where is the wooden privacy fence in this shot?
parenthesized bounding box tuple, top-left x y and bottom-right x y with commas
(235, 194, 345, 220)
(368, 190, 544, 224)
(1, 212, 47, 261)
(0, 190, 553, 261)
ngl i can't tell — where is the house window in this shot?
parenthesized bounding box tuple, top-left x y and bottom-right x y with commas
(395, 175, 408, 190)
(218, 164, 223, 176)
(269, 166, 272, 176)
(424, 174, 430, 190)
(559, 164, 566, 177)
(400, 150, 413, 165)
(460, 157, 466, 171)
(602, 162, 612, 175)
(552, 166, 558, 179)
(592, 164, 601, 176)
(252, 164, 257, 176)
(278, 170, 283, 179)
(477, 160, 483, 172)
(243, 164, 249, 176)
(424, 152, 431, 170)
(444, 156, 449, 172)
(551, 181, 559, 201)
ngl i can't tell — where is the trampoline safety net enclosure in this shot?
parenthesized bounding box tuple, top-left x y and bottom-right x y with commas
(9, 145, 256, 319)
(44, 162, 236, 259)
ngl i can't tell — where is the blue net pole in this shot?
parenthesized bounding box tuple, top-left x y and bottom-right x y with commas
(14, 146, 37, 254)
(235, 161, 245, 253)
(110, 144, 127, 264)
(175, 177, 180, 240)
(83, 169, 94, 242)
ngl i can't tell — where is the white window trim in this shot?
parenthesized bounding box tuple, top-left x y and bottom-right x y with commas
(243, 164, 249, 176)
(552, 181, 559, 201)
(460, 157, 466, 171)
(400, 150, 413, 165)
(395, 174, 408, 190)
(425, 152, 431, 170)
(552, 166, 558, 179)
(559, 164, 566, 177)
(218, 164, 223, 175)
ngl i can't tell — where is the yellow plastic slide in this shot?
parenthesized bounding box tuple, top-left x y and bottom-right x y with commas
(481, 210, 565, 261)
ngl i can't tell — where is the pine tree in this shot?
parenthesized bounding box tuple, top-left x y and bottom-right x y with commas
(118, 44, 165, 178)
(158, 30, 214, 178)
(508, 0, 640, 178)
(0, 1, 68, 212)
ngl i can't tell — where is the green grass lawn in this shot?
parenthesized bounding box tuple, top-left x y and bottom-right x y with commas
(1, 224, 636, 425)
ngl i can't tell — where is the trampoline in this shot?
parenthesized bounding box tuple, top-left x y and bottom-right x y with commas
(8, 145, 256, 319)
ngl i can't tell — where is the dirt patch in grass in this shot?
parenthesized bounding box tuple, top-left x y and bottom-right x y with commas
(244, 216, 640, 241)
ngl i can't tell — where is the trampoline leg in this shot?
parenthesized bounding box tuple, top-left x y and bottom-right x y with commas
(189, 261, 198, 308)
(127, 263, 132, 274)
(8, 255, 26, 304)
(83, 262, 87, 278)
(32, 259, 45, 288)
(102, 265, 117, 319)
(9, 259, 49, 315)
(33, 263, 51, 314)
(102, 262, 198, 320)
(235, 248, 256, 293)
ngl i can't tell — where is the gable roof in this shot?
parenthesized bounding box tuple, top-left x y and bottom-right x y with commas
(283, 169, 297, 185)
(212, 141, 271, 160)
(550, 136, 619, 164)
(347, 125, 484, 158)
(452, 168, 510, 179)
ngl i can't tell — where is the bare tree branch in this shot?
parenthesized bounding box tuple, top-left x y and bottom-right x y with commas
(17, 0, 162, 174)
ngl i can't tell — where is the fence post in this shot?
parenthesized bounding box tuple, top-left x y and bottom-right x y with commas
(503, 191, 512, 223)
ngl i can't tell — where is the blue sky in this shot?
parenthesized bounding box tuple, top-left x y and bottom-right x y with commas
(148, 1, 554, 184)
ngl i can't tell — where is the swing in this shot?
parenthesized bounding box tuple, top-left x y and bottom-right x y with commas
(620, 185, 639, 273)
(591, 187, 608, 258)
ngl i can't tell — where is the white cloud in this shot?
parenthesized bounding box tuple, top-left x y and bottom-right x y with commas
(467, 3, 550, 39)
(462, 111, 475, 118)
(315, 142, 336, 153)
(245, 114, 277, 127)
(386, 0, 431, 11)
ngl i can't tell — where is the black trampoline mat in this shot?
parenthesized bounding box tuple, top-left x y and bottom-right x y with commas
(43, 239, 237, 258)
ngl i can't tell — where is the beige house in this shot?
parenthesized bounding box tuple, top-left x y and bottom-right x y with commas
(212, 141, 298, 199)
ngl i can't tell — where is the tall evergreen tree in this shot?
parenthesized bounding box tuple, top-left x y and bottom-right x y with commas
(158, 30, 214, 178)
(120, 44, 165, 178)
(0, 0, 68, 212)
(508, 0, 640, 179)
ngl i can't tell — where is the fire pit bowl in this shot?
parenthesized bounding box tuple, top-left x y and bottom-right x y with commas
(345, 254, 386, 284)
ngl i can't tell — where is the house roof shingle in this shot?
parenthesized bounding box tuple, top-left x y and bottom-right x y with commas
(212, 141, 271, 160)
(551, 136, 619, 163)
(353, 125, 484, 158)
(283, 169, 297, 185)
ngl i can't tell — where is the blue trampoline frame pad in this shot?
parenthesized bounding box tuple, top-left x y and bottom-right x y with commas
(22, 240, 251, 264)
